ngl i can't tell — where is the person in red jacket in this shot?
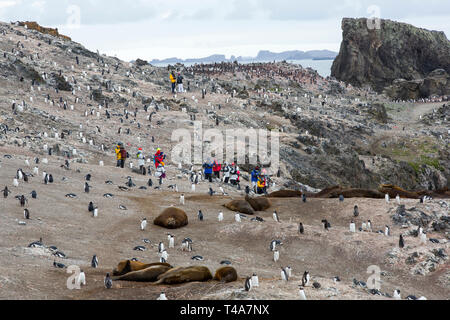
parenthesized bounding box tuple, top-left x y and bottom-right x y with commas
(212, 159, 221, 180)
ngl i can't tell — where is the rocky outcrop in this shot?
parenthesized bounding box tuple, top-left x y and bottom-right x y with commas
(331, 18, 450, 96)
(17, 21, 71, 41)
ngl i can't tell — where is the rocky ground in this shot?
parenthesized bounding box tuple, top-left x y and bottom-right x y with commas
(0, 21, 448, 300)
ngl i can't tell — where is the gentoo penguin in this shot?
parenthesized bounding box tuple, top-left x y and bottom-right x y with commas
(158, 242, 165, 253)
(13, 178, 19, 187)
(273, 211, 280, 223)
(140, 218, 147, 231)
(349, 221, 356, 233)
(353, 205, 359, 217)
(160, 250, 168, 261)
(3, 186, 11, 198)
(31, 190, 37, 199)
(168, 234, 175, 248)
(235, 213, 241, 223)
(393, 290, 401, 300)
(385, 225, 390, 236)
(218, 211, 224, 222)
(134, 246, 146, 251)
(385, 194, 390, 203)
(91, 255, 98, 268)
(104, 273, 113, 289)
(273, 250, 280, 262)
(399, 235, 405, 248)
(192, 255, 203, 261)
(119, 205, 127, 210)
(48, 174, 53, 183)
(209, 187, 215, 196)
(245, 277, 252, 291)
(302, 271, 310, 286)
(251, 274, 259, 287)
(298, 286, 307, 300)
(84, 182, 90, 193)
(85, 174, 91, 181)
(322, 219, 331, 230)
(299, 223, 304, 234)
(270, 240, 277, 252)
(302, 193, 307, 203)
(76, 270, 86, 287)
(148, 179, 153, 187)
(88, 202, 94, 212)
(53, 260, 66, 268)
(191, 183, 196, 192)
(93, 208, 98, 217)
(198, 210, 204, 221)
(179, 194, 185, 205)
(367, 220, 372, 232)
(281, 268, 289, 281)
(24, 209, 30, 220)
(157, 292, 168, 300)
(396, 195, 401, 205)
(420, 232, 427, 244)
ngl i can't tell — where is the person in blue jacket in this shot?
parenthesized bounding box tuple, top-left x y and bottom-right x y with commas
(203, 160, 213, 183)
(251, 166, 260, 193)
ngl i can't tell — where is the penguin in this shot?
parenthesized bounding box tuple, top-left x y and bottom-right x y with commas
(168, 234, 175, 248)
(3, 186, 11, 198)
(298, 286, 307, 300)
(31, 190, 37, 199)
(245, 277, 252, 292)
(76, 270, 86, 287)
(235, 213, 241, 223)
(104, 273, 113, 289)
(179, 194, 185, 205)
(19, 195, 27, 207)
(53, 260, 66, 268)
(65, 193, 77, 198)
(353, 205, 359, 217)
(367, 220, 372, 232)
(270, 240, 277, 252)
(103, 193, 114, 198)
(85, 174, 91, 181)
(43, 174, 48, 185)
(192, 255, 203, 261)
(157, 292, 168, 300)
(91, 255, 98, 268)
(350, 220, 356, 233)
(88, 202, 94, 212)
(209, 187, 215, 196)
(220, 260, 232, 265)
(24, 209, 30, 220)
(273, 250, 280, 262)
(322, 219, 331, 230)
(29, 238, 44, 248)
(393, 289, 401, 300)
(134, 246, 146, 251)
(13, 178, 19, 187)
(191, 183, 196, 192)
(161, 250, 169, 261)
(302, 271, 310, 287)
(218, 211, 224, 222)
(420, 232, 427, 244)
(148, 179, 153, 187)
(273, 211, 280, 223)
(48, 174, 53, 183)
(251, 273, 259, 287)
(399, 235, 405, 248)
(281, 268, 289, 281)
(385, 225, 390, 236)
(53, 251, 66, 258)
(396, 194, 401, 205)
(140, 218, 147, 231)
(245, 186, 250, 195)
(339, 195, 344, 202)
(302, 193, 307, 203)
(299, 223, 304, 234)
(84, 182, 90, 193)
(198, 210, 204, 221)
(158, 242, 165, 253)
(333, 276, 341, 283)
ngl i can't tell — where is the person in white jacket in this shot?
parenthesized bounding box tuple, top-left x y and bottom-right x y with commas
(155, 163, 166, 184)
(137, 148, 146, 174)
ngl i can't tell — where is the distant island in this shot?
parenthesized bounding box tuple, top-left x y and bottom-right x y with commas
(148, 49, 338, 65)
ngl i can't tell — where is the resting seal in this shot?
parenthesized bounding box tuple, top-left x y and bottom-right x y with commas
(112, 265, 172, 282)
(245, 195, 272, 211)
(113, 260, 172, 276)
(223, 200, 255, 215)
(155, 266, 213, 285)
(213, 266, 238, 283)
(154, 207, 188, 229)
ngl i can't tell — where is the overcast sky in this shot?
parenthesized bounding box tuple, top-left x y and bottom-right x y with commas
(0, 0, 449, 61)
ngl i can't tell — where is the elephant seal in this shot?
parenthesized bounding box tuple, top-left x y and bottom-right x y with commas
(113, 265, 172, 282)
(214, 266, 238, 283)
(265, 190, 302, 198)
(155, 266, 213, 285)
(113, 260, 172, 276)
(154, 207, 188, 229)
(223, 200, 255, 215)
(245, 195, 272, 211)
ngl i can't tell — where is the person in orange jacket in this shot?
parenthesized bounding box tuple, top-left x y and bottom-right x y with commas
(169, 71, 176, 93)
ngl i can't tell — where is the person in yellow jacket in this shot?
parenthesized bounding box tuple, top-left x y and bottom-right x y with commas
(115, 143, 122, 167)
(169, 71, 176, 93)
(257, 175, 266, 195)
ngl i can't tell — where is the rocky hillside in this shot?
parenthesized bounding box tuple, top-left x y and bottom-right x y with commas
(331, 18, 450, 99)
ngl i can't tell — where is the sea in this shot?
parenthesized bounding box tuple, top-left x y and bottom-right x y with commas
(151, 59, 334, 78)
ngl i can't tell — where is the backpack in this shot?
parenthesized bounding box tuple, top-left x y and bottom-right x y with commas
(120, 149, 127, 159)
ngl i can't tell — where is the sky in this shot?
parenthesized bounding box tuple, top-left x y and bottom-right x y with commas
(0, 0, 449, 61)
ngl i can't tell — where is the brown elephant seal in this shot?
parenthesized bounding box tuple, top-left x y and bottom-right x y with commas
(214, 266, 238, 283)
(154, 207, 188, 229)
(113, 265, 172, 282)
(223, 200, 255, 215)
(265, 190, 302, 198)
(245, 195, 272, 211)
(113, 260, 172, 276)
(155, 266, 213, 285)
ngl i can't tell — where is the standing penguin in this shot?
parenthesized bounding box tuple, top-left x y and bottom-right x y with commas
(198, 210, 204, 221)
(302, 194, 307, 203)
(31, 190, 37, 199)
(339, 195, 344, 202)
(77, 270, 86, 287)
(88, 202, 94, 212)
(353, 205, 359, 217)
(299, 223, 304, 234)
(104, 273, 113, 289)
(24, 209, 30, 220)
(140, 218, 147, 231)
(273, 250, 280, 262)
(399, 235, 405, 248)
(385, 194, 390, 203)
(349, 220, 356, 233)
(235, 213, 241, 223)
(157, 292, 168, 300)
(302, 271, 310, 287)
(84, 182, 90, 193)
(385, 225, 390, 236)
(298, 286, 307, 300)
(420, 232, 427, 244)
(168, 234, 175, 248)
(93, 208, 98, 217)
(179, 194, 185, 205)
(251, 273, 259, 287)
(158, 242, 165, 253)
(396, 195, 401, 205)
(281, 268, 289, 281)
(393, 290, 401, 300)
(2, 186, 11, 198)
(218, 211, 224, 222)
(273, 211, 280, 223)
(13, 178, 19, 187)
(245, 277, 252, 292)
(91, 255, 98, 268)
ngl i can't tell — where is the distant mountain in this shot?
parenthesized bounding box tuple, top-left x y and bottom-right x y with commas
(149, 50, 337, 65)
